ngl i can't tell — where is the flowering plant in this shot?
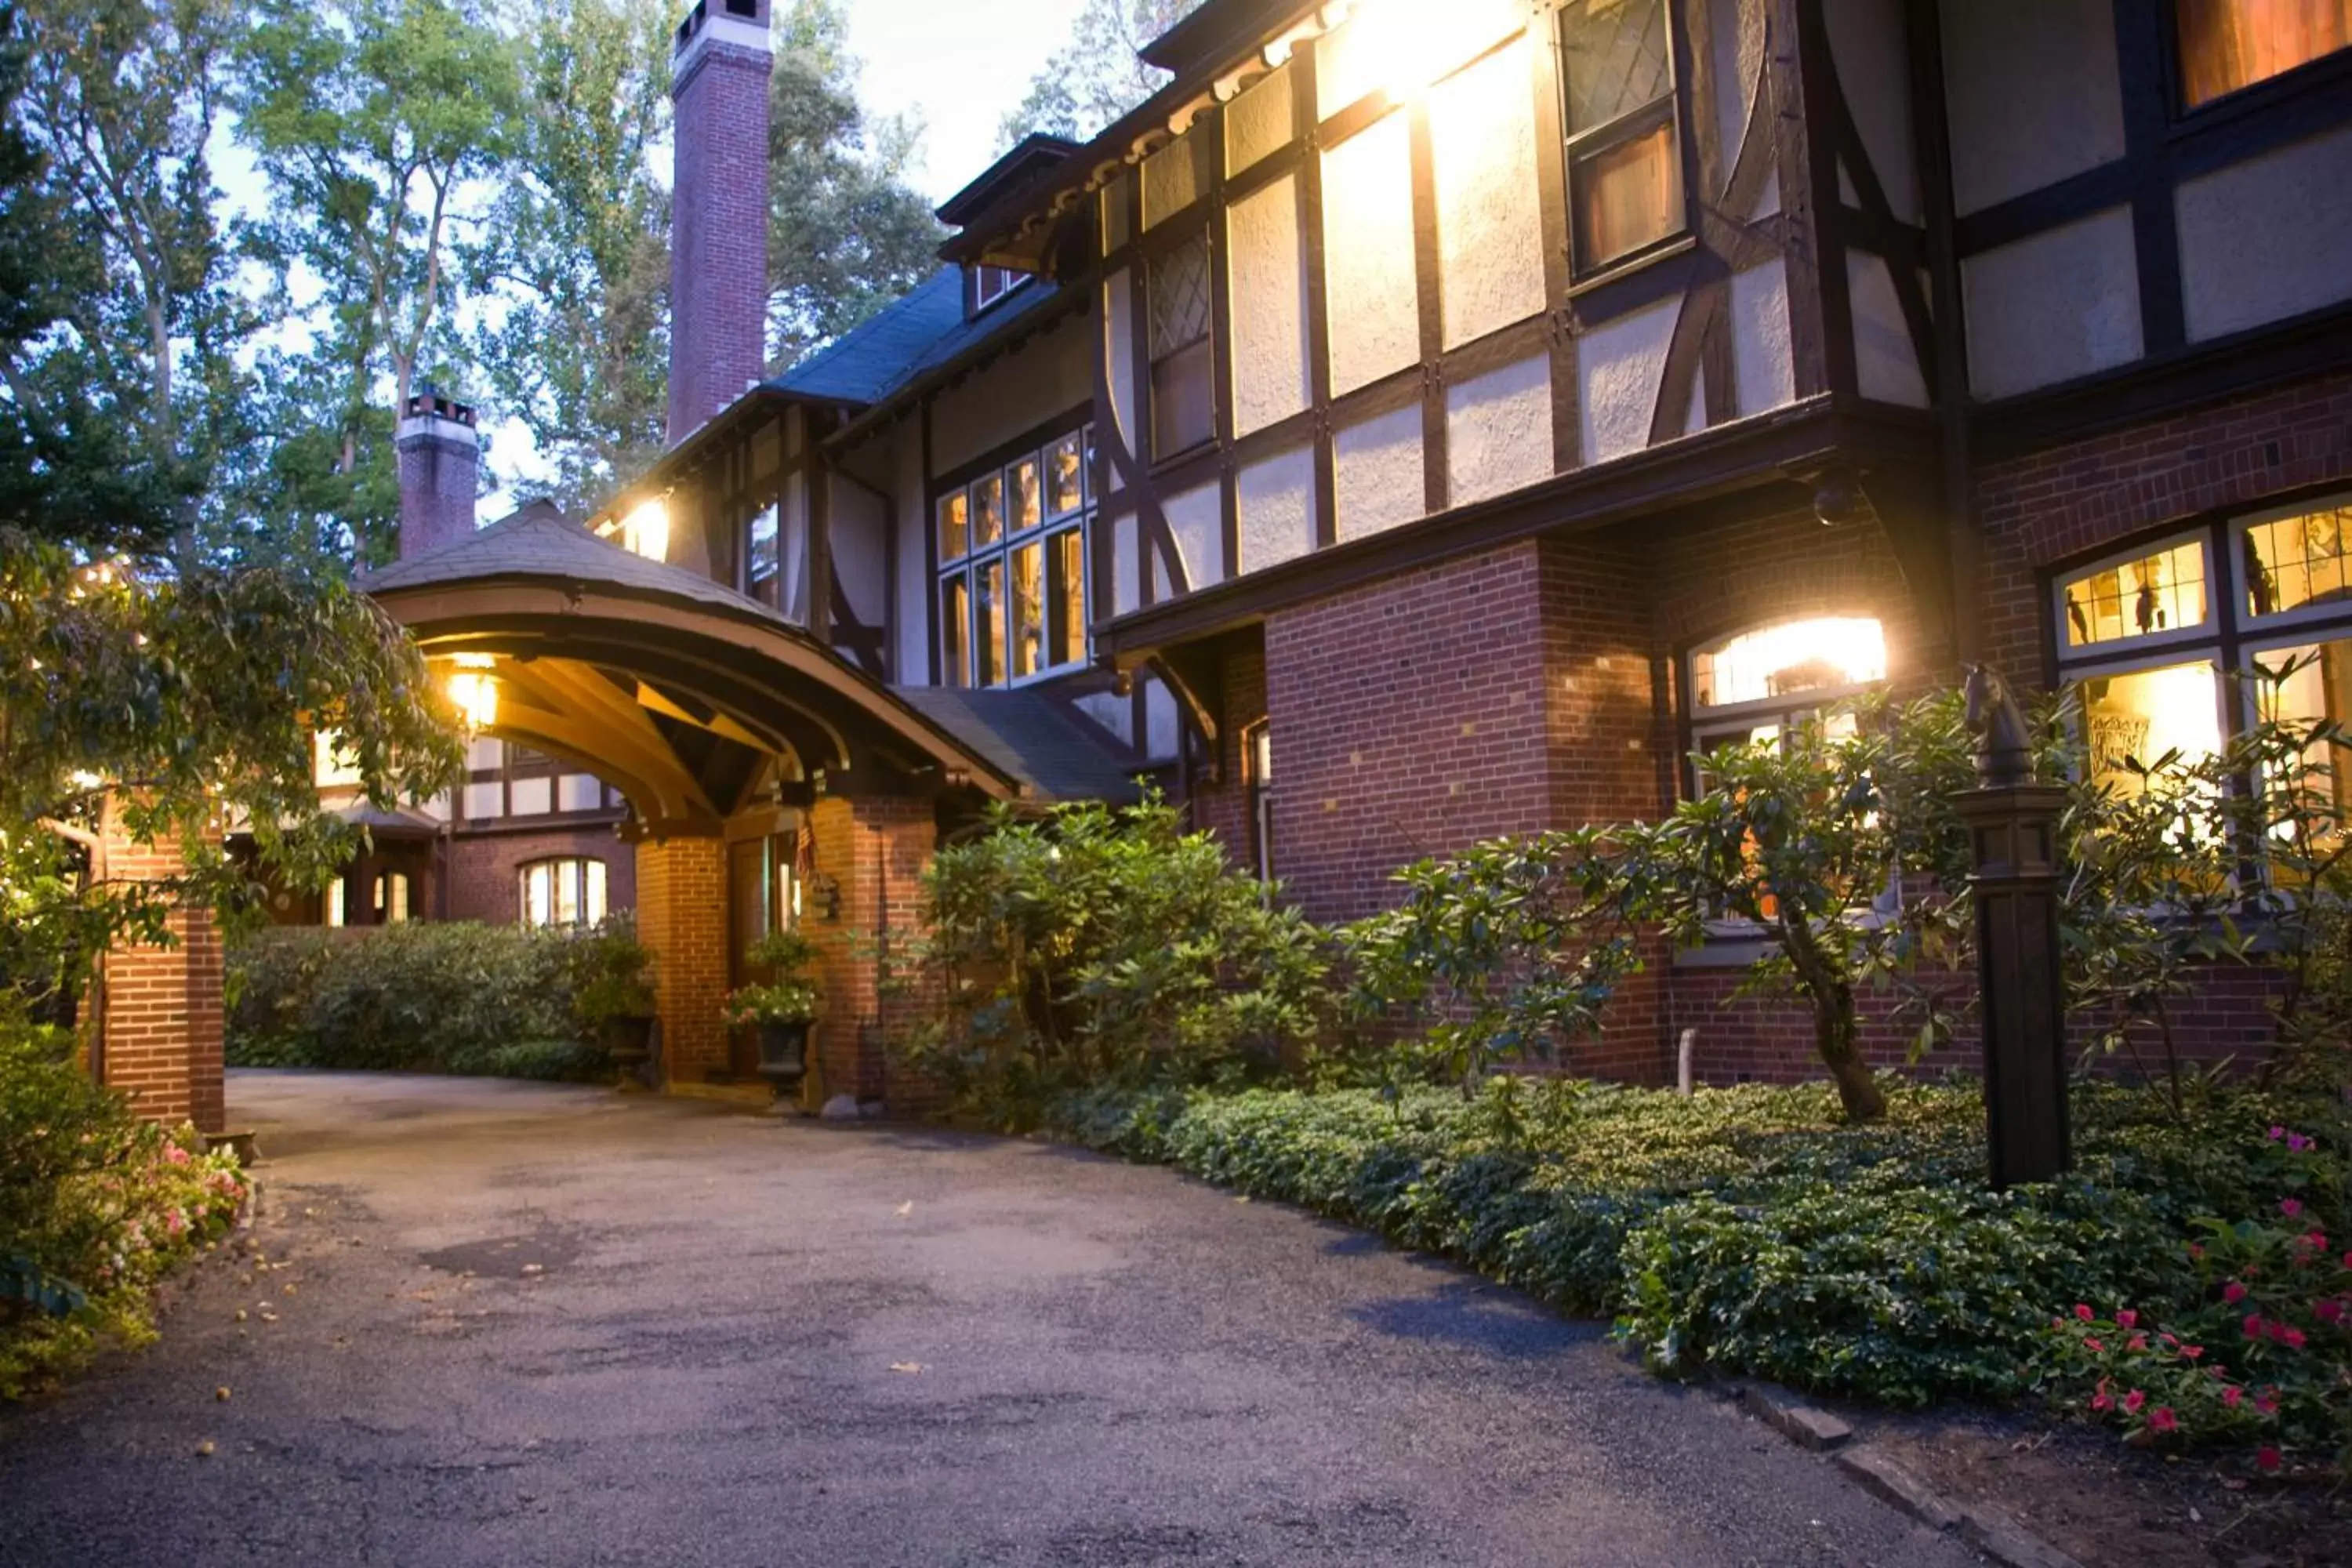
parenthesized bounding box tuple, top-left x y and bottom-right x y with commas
(2043, 1123, 2349, 1475)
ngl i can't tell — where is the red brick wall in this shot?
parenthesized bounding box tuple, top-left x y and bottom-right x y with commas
(97, 822, 225, 1134)
(810, 796, 936, 1107)
(1974, 367, 2352, 685)
(667, 8, 771, 445)
(446, 826, 636, 925)
(635, 835, 728, 1081)
(1188, 641, 1266, 862)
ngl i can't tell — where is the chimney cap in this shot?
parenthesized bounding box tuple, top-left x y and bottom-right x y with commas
(674, 0, 768, 56)
(401, 387, 477, 427)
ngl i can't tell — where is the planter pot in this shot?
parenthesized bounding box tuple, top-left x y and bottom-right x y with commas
(754, 1018, 811, 1087)
(597, 1014, 655, 1069)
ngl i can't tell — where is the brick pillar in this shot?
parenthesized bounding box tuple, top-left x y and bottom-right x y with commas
(634, 833, 728, 1083)
(808, 795, 935, 1109)
(96, 810, 225, 1134)
(667, 0, 773, 446)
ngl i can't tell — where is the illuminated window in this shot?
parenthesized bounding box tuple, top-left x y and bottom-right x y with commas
(1244, 720, 1275, 885)
(1149, 236, 1214, 458)
(746, 502, 780, 609)
(934, 423, 1094, 688)
(2240, 499, 2352, 619)
(1557, 0, 1686, 274)
(617, 498, 669, 562)
(2077, 660, 2224, 797)
(323, 878, 347, 928)
(519, 858, 608, 929)
(2251, 639, 2352, 837)
(1688, 616, 1888, 751)
(374, 872, 410, 924)
(2177, 0, 2350, 108)
(2056, 537, 2209, 652)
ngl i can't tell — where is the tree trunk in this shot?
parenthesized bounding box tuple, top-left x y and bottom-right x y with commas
(1814, 982, 1886, 1122)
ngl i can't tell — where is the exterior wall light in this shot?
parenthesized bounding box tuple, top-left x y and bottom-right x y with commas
(619, 497, 670, 563)
(444, 653, 499, 731)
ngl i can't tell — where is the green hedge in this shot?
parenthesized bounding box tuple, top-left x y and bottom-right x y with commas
(1051, 1078, 2347, 1440)
(227, 922, 608, 1080)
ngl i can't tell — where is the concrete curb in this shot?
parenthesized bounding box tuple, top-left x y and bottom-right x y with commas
(1721, 1383, 2086, 1568)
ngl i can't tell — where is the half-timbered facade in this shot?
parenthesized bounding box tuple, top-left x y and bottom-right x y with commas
(393, 0, 2352, 1097)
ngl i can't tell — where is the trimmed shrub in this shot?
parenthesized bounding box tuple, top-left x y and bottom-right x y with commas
(227, 919, 633, 1080)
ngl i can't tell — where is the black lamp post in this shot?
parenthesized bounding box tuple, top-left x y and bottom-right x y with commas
(1958, 666, 2071, 1189)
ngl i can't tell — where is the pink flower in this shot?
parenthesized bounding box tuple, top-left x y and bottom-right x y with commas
(2148, 1407, 2178, 1434)
(2223, 1385, 2243, 1408)
(2187, 1243, 2205, 1261)
(2127, 1334, 2148, 1352)
(2256, 1446, 2282, 1473)
(2318, 1299, 2345, 1325)
(163, 1143, 191, 1167)
(2281, 1198, 2303, 1218)
(2074, 1303, 2095, 1322)
(2224, 1281, 2248, 1304)
(2181, 1345, 2204, 1360)
(2091, 1378, 2114, 1413)
(2083, 1338, 2105, 1352)
(2123, 1388, 2147, 1414)
(2281, 1327, 2307, 1350)
(2244, 1313, 2266, 1338)
(2256, 1391, 2281, 1415)
(2115, 1308, 2138, 1330)
(2270, 1125, 2287, 1141)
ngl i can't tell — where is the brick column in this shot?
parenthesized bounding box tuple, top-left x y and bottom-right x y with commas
(633, 833, 728, 1083)
(808, 795, 935, 1109)
(96, 811, 225, 1134)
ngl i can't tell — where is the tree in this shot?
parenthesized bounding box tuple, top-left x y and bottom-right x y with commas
(231, 0, 517, 557)
(767, 0, 942, 371)
(0, 2, 463, 1015)
(997, 0, 1201, 148)
(468, 0, 670, 513)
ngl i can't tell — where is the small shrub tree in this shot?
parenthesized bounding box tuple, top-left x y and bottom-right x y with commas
(887, 795, 1340, 1128)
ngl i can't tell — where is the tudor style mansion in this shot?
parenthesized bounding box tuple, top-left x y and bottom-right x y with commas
(110, 0, 2352, 1129)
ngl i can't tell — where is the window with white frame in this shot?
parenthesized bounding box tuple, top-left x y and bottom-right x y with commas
(373, 872, 411, 924)
(519, 857, 608, 929)
(935, 423, 1095, 688)
(2053, 495, 2352, 810)
(1686, 615, 1889, 761)
(971, 263, 1030, 314)
(1556, 0, 1687, 276)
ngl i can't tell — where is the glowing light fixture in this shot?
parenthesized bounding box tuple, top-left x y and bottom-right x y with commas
(444, 657, 499, 731)
(1337, 0, 1468, 101)
(619, 497, 670, 563)
(1693, 617, 1889, 710)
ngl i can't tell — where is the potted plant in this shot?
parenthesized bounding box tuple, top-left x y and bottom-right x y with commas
(570, 915, 658, 1076)
(725, 928, 822, 1091)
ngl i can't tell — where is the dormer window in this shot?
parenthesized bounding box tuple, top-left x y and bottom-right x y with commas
(970, 263, 1030, 316)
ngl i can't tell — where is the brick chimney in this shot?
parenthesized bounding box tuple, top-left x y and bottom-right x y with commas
(669, 0, 773, 447)
(394, 386, 479, 560)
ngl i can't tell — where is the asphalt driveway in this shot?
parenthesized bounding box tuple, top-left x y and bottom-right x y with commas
(0, 1071, 1982, 1566)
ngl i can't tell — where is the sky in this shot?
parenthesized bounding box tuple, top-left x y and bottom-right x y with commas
(846, 0, 1094, 204)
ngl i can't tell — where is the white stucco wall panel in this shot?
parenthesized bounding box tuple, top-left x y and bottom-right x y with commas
(1142, 133, 1198, 228)
(830, 483, 887, 630)
(1729, 256, 1795, 418)
(1446, 355, 1552, 507)
(1847, 250, 1929, 408)
(1704, 0, 1768, 187)
(1824, 0, 1918, 222)
(1105, 269, 1138, 464)
(1227, 174, 1311, 437)
(1144, 676, 1179, 762)
(1074, 689, 1133, 750)
(2176, 122, 2352, 343)
(1237, 445, 1316, 575)
(1577, 293, 1676, 466)
(1940, 0, 2125, 216)
(1109, 510, 1138, 616)
(1225, 64, 1292, 176)
(1321, 111, 1420, 397)
(1431, 38, 1546, 350)
(1163, 481, 1225, 593)
(930, 315, 1091, 474)
(1334, 403, 1425, 543)
(1963, 205, 2143, 399)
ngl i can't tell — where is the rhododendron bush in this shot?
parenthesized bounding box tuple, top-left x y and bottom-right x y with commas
(2, 1015, 251, 1399)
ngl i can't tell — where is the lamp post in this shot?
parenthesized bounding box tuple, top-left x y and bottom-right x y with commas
(1958, 666, 2070, 1189)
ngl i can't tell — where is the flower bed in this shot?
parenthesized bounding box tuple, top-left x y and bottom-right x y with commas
(2, 1023, 252, 1400)
(1052, 1076, 2350, 1475)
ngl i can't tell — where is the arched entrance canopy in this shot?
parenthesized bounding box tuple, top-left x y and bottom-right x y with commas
(364, 507, 1024, 834)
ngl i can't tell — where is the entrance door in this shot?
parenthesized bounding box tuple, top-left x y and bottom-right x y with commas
(724, 829, 798, 1077)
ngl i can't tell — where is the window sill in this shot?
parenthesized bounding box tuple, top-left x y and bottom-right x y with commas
(1566, 232, 1697, 299)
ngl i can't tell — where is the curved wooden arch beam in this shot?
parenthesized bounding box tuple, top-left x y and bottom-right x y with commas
(376, 580, 1020, 799)
(486, 660, 717, 826)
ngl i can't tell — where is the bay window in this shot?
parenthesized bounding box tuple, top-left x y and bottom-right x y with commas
(935, 423, 1095, 688)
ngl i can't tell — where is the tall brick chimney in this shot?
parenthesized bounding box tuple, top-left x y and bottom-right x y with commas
(394, 386, 480, 560)
(669, 0, 773, 447)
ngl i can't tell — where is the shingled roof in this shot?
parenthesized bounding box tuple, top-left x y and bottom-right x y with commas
(891, 687, 1145, 805)
(768, 265, 1064, 411)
